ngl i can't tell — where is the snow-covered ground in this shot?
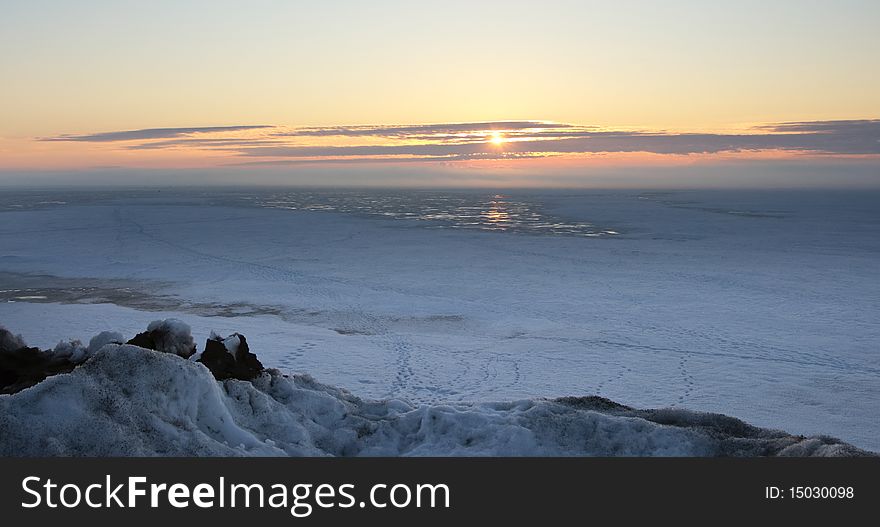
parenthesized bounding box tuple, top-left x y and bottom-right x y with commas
(0, 188, 878, 451)
(0, 339, 864, 456)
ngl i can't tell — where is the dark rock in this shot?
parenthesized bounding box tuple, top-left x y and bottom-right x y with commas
(0, 327, 27, 354)
(126, 331, 156, 350)
(0, 328, 78, 394)
(199, 337, 237, 379)
(556, 395, 634, 412)
(198, 332, 264, 381)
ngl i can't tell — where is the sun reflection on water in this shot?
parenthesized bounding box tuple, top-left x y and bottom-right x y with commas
(481, 200, 512, 227)
(255, 191, 619, 238)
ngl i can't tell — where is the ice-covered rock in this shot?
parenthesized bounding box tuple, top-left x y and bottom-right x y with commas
(0, 331, 871, 457)
(50, 339, 90, 363)
(0, 327, 27, 353)
(0, 328, 83, 395)
(198, 332, 264, 381)
(126, 318, 195, 358)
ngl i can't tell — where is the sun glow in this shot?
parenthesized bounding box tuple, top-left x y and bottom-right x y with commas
(490, 131, 505, 145)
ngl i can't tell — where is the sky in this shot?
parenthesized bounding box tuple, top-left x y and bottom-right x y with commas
(1, 0, 879, 187)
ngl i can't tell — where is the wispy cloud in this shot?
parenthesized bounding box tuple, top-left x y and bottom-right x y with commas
(125, 137, 287, 150)
(249, 119, 880, 159)
(758, 119, 880, 134)
(41, 125, 272, 142)
(280, 121, 575, 138)
(35, 120, 880, 165)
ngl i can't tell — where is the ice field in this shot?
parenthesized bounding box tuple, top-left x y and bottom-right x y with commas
(0, 188, 877, 451)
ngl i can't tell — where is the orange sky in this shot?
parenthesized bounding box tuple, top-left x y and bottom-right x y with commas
(1, 1, 878, 185)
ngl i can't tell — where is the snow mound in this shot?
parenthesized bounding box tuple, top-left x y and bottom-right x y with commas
(0, 342, 870, 457)
(88, 331, 125, 354)
(50, 339, 90, 363)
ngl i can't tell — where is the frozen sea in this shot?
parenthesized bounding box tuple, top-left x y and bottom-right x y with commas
(0, 187, 878, 451)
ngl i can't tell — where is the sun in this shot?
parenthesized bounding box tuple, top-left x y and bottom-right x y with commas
(490, 131, 504, 145)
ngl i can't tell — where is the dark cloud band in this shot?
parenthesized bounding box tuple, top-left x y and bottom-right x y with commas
(42, 125, 272, 142)
(37, 120, 880, 160)
(278, 121, 574, 138)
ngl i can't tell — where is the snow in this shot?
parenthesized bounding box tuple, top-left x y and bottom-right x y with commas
(223, 334, 241, 356)
(0, 341, 863, 456)
(50, 338, 89, 363)
(0, 188, 878, 451)
(88, 331, 124, 354)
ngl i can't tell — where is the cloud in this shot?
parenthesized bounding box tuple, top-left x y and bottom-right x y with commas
(251, 119, 880, 158)
(34, 120, 880, 163)
(42, 125, 272, 142)
(758, 119, 880, 134)
(125, 137, 287, 150)
(278, 121, 574, 138)
(228, 152, 545, 166)
(236, 126, 880, 159)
